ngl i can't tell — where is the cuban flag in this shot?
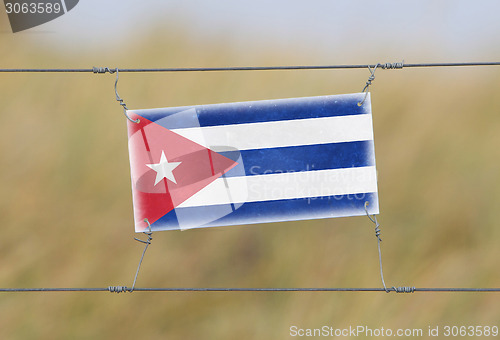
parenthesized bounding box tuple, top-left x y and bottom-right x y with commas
(127, 93, 378, 232)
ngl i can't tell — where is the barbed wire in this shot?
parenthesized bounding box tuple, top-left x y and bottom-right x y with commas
(0, 61, 499, 73)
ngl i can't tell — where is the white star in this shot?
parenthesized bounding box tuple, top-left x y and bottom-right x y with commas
(146, 151, 182, 186)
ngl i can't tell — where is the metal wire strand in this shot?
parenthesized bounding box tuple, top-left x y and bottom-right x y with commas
(364, 201, 389, 292)
(1, 287, 499, 293)
(2, 61, 500, 73)
(364, 202, 416, 294)
(113, 68, 140, 123)
(129, 219, 154, 292)
(358, 64, 379, 106)
(107, 219, 154, 294)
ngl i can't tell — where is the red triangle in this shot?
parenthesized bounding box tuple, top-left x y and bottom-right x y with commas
(127, 112, 238, 231)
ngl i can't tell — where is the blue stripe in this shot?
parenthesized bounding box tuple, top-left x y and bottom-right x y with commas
(134, 94, 368, 129)
(151, 193, 378, 231)
(220, 141, 375, 178)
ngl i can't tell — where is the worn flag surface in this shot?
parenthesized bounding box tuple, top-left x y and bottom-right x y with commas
(127, 93, 378, 232)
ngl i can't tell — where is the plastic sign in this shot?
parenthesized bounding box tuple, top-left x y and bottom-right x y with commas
(127, 93, 379, 232)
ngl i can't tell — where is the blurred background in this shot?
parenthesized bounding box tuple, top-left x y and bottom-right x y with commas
(1, 1, 500, 339)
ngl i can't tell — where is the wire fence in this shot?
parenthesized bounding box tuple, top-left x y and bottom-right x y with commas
(0, 61, 499, 73)
(1, 60, 499, 294)
(1, 287, 499, 294)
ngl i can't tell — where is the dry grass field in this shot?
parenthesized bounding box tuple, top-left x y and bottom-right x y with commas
(0, 15, 499, 340)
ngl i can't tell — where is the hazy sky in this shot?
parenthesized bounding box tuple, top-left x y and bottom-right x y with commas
(4, 0, 500, 61)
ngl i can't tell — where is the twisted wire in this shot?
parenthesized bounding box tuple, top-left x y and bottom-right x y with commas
(358, 63, 382, 106)
(92, 67, 116, 74)
(391, 286, 416, 293)
(380, 61, 404, 69)
(108, 286, 129, 293)
(364, 202, 390, 292)
(130, 219, 154, 292)
(112, 68, 139, 123)
(364, 202, 416, 294)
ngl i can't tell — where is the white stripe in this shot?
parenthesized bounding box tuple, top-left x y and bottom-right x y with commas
(178, 166, 377, 208)
(171, 114, 373, 151)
